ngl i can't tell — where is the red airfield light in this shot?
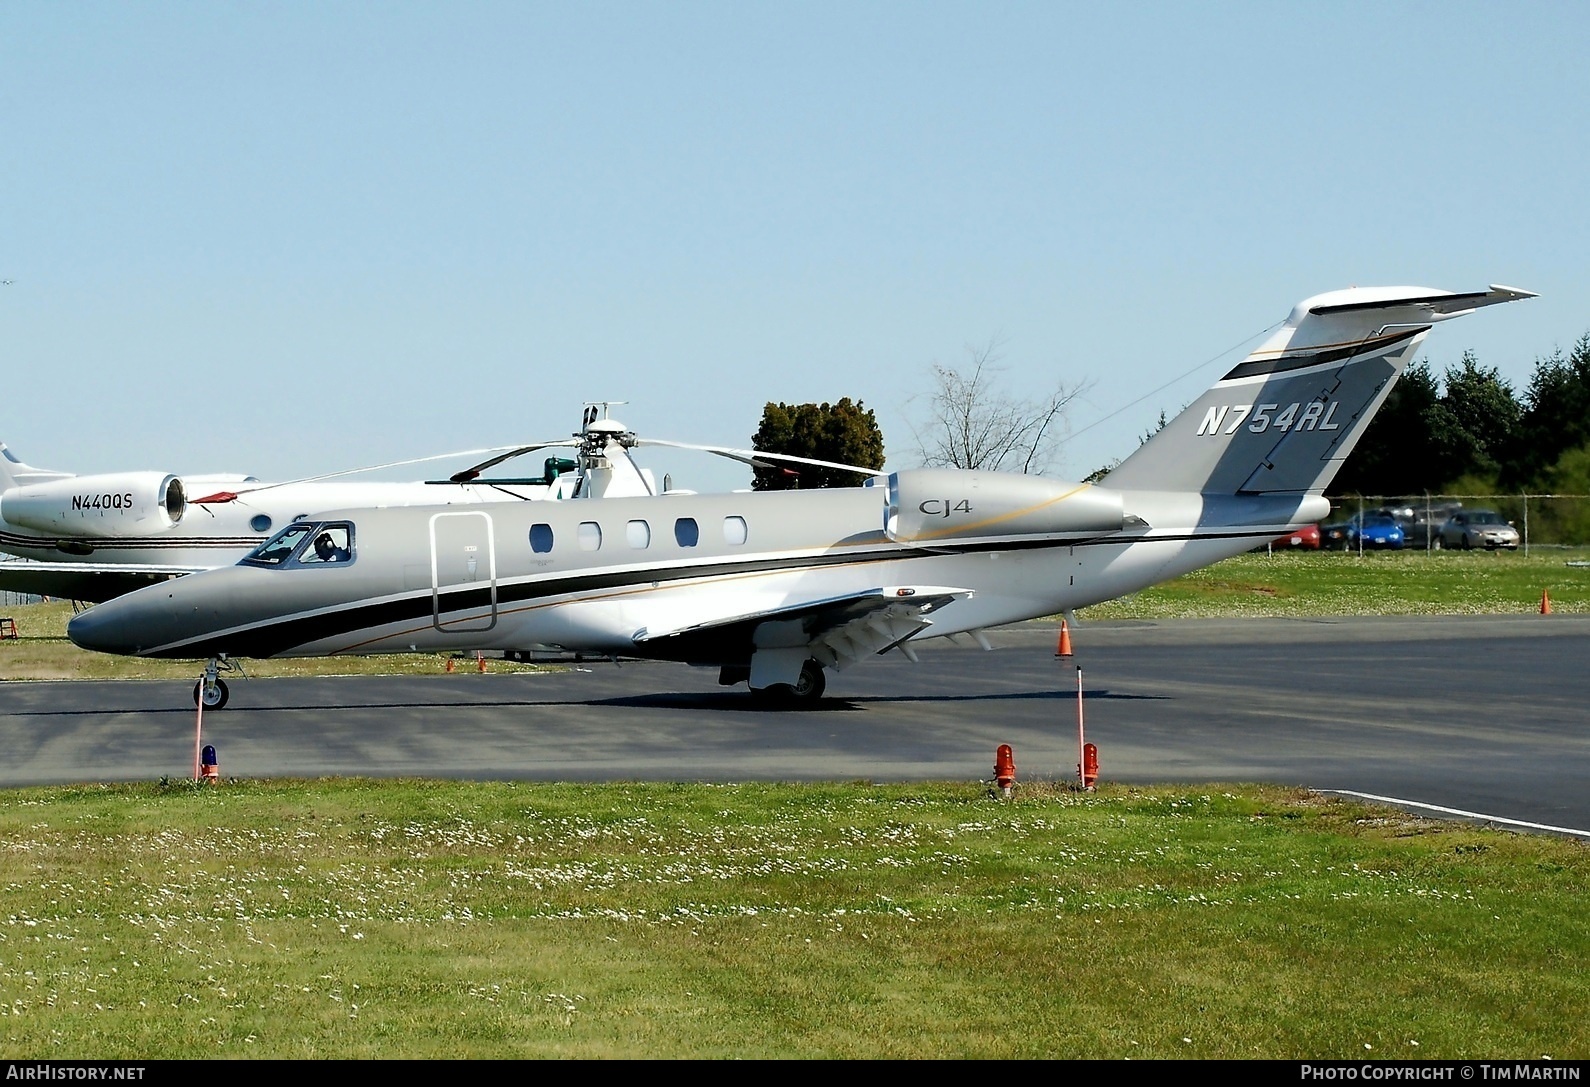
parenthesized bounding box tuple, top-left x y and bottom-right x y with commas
(995, 744, 1016, 798)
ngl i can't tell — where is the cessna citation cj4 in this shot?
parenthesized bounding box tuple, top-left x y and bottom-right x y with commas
(70, 285, 1535, 707)
(0, 407, 687, 604)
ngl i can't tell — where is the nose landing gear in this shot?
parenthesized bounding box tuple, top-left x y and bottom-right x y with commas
(192, 656, 241, 710)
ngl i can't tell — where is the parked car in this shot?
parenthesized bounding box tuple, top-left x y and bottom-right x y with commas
(1271, 524, 1321, 550)
(1322, 510, 1405, 550)
(1409, 507, 1463, 550)
(1379, 500, 1464, 550)
(1436, 509, 1520, 550)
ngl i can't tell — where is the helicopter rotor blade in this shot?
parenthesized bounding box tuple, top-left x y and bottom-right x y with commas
(635, 439, 887, 478)
(446, 440, 581, 483)
(193, 446, 539, 503)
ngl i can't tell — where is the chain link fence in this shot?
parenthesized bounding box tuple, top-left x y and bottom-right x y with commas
(1323, 494, 1590, 552)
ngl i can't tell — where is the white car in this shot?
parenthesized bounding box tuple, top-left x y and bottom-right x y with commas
(1436, 509, 1520, 550)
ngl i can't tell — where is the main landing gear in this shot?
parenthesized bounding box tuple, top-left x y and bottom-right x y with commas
(749, 659, 827, 705)
(192, 657, 242, 711)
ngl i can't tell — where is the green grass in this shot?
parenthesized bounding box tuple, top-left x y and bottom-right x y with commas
(0, 778, 1584, 1059)
(1078, 547, 1590, 620)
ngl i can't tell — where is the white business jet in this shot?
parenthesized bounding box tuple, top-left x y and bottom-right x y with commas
(68, 285, 1535, 711)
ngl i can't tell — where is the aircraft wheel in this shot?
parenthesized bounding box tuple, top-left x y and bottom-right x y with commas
(791, 659, 826, 701)
(749, 661, 827, 705)
(193, 678, 230, 711)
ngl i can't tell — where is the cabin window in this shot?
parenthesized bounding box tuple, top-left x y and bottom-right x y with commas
(626, 519, 651, 549)
(674, 517, 699, 547)
(529, 523, 554, 553)
(577, 521, 603, 551)
(249, 514, 273, 534)
(723, 515, 748, 545)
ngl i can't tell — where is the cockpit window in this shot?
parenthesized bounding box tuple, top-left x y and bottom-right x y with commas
(244, 523, 315, 566)
(299, 524, 354, 564)
(241, 521, 355, 568)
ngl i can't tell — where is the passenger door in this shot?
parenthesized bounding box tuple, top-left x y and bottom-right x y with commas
(429, 511, 498, 633)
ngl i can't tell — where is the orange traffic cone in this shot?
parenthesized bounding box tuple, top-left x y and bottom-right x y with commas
(477, 651, 488, 673)
(445, 656, 455, 673)
(1054, 619, 1073, 659)
(1541, 589, 1552, 615)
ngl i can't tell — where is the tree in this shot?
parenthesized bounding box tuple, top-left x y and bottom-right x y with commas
(910, 337, 1092, 474)
(1537, 444, 1590, 544)
(1141, 410, 1169, 446)
(1334, 354, 1524, 497)
(1438, 351, 1521, 482)
(1504, 334, 1590, 488)
(750, 398, 885, 490)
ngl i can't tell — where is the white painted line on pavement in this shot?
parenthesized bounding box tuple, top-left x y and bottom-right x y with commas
(1325, 790, 1590, 839)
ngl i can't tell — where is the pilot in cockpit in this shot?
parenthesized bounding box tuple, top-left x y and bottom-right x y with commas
(313, 532, 350, 563)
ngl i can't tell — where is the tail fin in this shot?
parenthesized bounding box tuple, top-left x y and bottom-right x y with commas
(0, 443, 73, 491)
(1103, 284, 1536, 495)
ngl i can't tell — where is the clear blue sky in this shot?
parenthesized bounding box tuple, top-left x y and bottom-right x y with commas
(4, 2, 1584, 490)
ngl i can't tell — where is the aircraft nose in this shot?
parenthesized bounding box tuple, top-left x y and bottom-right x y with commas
(67, 599, 146, 656)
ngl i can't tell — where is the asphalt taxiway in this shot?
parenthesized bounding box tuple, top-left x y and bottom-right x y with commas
(2, 614, 1587, 834)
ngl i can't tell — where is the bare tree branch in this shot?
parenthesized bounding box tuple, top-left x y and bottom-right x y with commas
(909, 337, 1092, 475)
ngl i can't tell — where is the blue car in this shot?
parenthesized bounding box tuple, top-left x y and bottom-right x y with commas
(1322, 510, 1406, 550)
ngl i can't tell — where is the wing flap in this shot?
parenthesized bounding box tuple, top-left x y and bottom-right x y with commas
(634, 585, 973, 669)
(806, 601, 950, 671)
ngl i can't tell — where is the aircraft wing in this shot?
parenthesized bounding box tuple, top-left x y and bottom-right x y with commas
(634, 585, 973, 671)
(0, 561, 195, 603)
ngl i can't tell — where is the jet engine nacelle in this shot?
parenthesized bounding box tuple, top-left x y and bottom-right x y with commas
(0, 472, 187, 536)
(883, 468, 1124, 544)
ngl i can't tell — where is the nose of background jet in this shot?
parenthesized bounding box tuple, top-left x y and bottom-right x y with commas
(67, 597, 147, 656)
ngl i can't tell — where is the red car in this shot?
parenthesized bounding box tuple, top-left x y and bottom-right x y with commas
(1271, 524, 1321, 550)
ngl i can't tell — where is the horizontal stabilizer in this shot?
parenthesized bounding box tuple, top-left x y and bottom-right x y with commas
(1104, 283, 1535, 496)
(1307, 284, 1537, 317)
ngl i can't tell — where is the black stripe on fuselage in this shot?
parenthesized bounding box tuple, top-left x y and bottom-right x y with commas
(0, 531, 261, 552)
(147, 528, 1285, 660)
(1220, 327, 1422, 381)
